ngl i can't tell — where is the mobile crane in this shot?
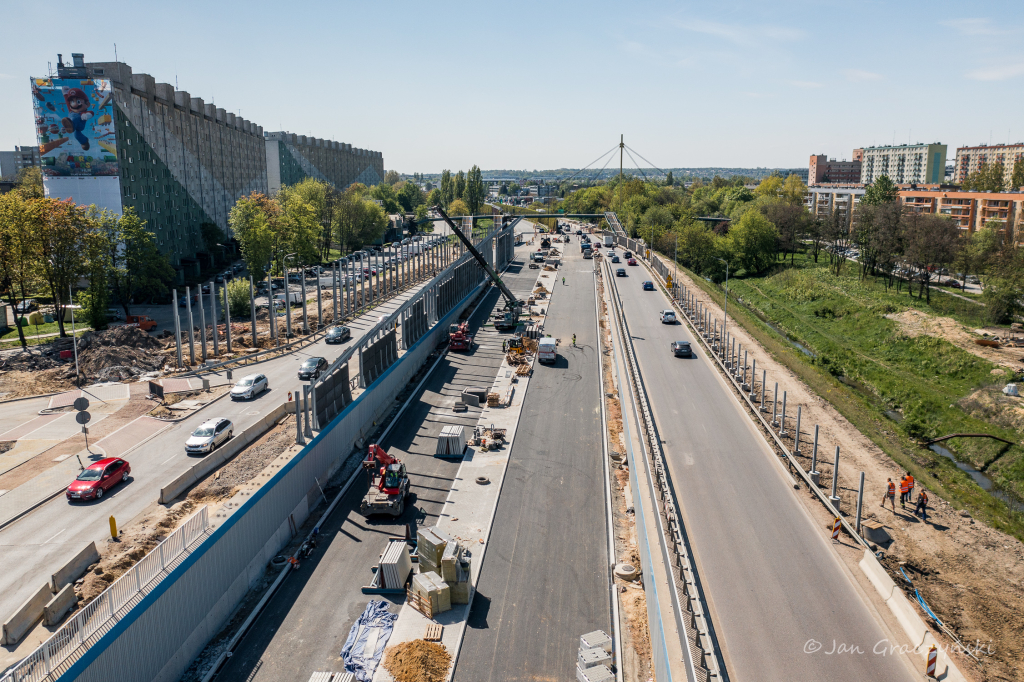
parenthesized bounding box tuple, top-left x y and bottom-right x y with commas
(435, 206, 522, 332)
(359, 444, 410, 517)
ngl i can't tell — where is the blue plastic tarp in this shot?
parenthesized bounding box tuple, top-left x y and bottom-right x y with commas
(341, 600, 399, 682)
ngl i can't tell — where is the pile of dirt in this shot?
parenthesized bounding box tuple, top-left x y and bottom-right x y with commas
(959, 387, 1024, 435)
(69, 326, 168, 380)
(887, 309, 1024, 370)
(383, 640, 451, 682)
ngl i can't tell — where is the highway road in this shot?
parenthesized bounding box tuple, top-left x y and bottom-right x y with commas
(0, 256, 449, 626)
(213, 246, 539, 682)
(609, 260, 915, 681)
(455, 244, 610, 680)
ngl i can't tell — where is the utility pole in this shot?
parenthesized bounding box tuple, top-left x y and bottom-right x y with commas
(619, 134, 624, 183)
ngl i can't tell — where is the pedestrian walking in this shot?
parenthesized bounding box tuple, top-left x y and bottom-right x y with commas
(881, 478, 896, 511)
(915, 489, 929, 521)
(906, 472, 915, 498)
(562, 276, 566, 286)
(899, 476, 910, 509)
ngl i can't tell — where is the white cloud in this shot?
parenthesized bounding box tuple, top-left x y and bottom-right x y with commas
(789, 80, 824, 89)
(675, 18, 803, 45)
(966, 62, 1024, 81)
(844, 69, 883, 82)
(940, 17, 1007, 36)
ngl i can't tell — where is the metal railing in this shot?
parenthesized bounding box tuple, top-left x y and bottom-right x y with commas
(2, 507, 210, 682)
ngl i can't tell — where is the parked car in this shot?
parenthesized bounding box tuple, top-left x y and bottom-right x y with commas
(671, 341, 692, 357)
(628, 258, 638, 266)
(298, 356, 328, 381)
(106, 308, 123, 321)
(185, 418, 234, 455)
(15, 299, 37, 313)
(231, 374, 269, 400)
(616, 268, 627, 277)
(642, 281, 654, 291)
(660, 310, 677, 324)
(325, 326, 352, 344)
(611, 256, 621, 263)
(66, 458, 130, 502)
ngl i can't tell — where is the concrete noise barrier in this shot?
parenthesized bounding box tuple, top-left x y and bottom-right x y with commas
(2, 582, 51, 645)
(51, 541, 101, 593)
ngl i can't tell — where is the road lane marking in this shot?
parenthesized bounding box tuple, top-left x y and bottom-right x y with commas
(43, 529, 66, 544)
(162, 455, 178, 465)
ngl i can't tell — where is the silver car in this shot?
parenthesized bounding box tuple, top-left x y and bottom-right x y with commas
(231, 374, 269, 400)
(185, 418, 233, 455)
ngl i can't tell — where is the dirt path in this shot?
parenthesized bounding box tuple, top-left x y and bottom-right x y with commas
(887, 309, 1024, 373)
(672, 266, 1024, 682)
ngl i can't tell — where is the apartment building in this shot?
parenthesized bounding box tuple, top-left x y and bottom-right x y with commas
(952, 143, 1024, 185)
(264, 131, 383, 195)
(860, 143, 946, 184)
(0, 146, 41, 179)
(32, 53, 268, 277)
(900, 186, 1024, 244)
(803, 185, 866, 229)
(809, 154, 861, 185)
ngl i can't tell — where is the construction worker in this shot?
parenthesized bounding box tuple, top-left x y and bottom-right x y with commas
(562, 276, 566, 286)
(915, 489, 929, 521)
(881, 478, 896, 511)
(502, 339, 507, 353)
(899, 476, 910, 509)
(906, 472, 915, 499)
(572, 333, 577, 347)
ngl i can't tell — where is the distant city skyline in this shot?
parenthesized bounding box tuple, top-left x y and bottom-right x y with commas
(1, 0, 1021, 173)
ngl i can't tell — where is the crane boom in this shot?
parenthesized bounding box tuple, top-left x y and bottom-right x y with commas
(435, 205, 518, 308)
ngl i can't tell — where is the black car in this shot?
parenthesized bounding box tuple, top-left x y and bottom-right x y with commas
(616, 268, 627, 277)
(325, 326, 351, 344)
(611, 256, 621, 263)
(671, 341, 692, 357)
(298, 356, 328, 381)
(624, 251, 633, 259)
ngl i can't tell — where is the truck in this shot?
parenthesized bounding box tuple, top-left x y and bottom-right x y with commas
(125, 314, 157, 332)
(538, 337, 557, 363)
(359, 444, 410, 517)
(449, 321, 472, 351)
(604, 235, 613, 247)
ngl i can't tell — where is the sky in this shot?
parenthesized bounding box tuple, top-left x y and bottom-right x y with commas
(2, 0, 1022, 174)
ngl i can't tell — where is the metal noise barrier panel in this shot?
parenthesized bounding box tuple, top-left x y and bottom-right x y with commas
(362, 330, 398, 386)
(402, 299, 428, 349)
(314, 363, 352, 429)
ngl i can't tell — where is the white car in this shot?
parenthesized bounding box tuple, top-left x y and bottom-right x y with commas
(660, 310, 677, 324)
(185, 418, 233, 455)
(231, 373, 269, 400)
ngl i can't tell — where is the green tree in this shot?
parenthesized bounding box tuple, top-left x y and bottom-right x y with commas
(226, 278, 252, 319)
(676, 220, 720, 275)
(440, 170, 453, 208)
(98, 207, 175, 315)
(0, 191, 37, 347)
(983, 245, 1024, 323)
(396, 181, 425, 213)
(508, 182, 520, 196)
(464, 165, 485, 215)
(229, 192, 279, 279)
(953, 222, 1000, 288)
(725, 209, 778, 275)
(14, 167, 44, 199)
(782, 174, 807, 205)
(754, 175, 784, 199)
(425, 188, 441, 208)
(961, 162, 1006, 192)
(332, 187, 389, 252)
(383, 170, 401, 185)
(862, 175, 900, 206)
(33, 198, 91, 337)
(1011, 159, 1024, 190)
(499, 182, 509, 195)
(448, 198, 470, 216)
(367, 183, 401, 214)
(454, 171, 466, 203)
(665, 171, 674, 186)
(276, 185, 322, 267)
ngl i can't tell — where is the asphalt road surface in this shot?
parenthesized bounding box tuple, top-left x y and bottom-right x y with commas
(456, 245, 610, 681)
(609, 260, 914, 682)
(213, 249, 539, 682)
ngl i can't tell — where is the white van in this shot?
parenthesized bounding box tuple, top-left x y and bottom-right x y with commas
(274, 291, 302, 306)
(538, 337, 557, 364)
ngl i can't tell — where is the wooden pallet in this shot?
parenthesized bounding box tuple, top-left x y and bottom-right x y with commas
(424, 623, 443, 642)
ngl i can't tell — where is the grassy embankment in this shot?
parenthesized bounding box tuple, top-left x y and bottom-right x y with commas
(676, 251, 1024, 540)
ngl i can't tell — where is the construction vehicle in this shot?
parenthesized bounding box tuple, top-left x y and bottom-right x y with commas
(435, 205, 523, 332)
(540, 237, 551, 249)
(125, 314, 157, 332)
(449, 321, 473, 351)
(359, 444, 410, 517)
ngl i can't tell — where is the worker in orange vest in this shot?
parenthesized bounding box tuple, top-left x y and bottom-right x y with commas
(881, 478, 896, 511)
(899, 477, 910, 509)
(915, 489, 929, 521)
(905, 472, 915, 498)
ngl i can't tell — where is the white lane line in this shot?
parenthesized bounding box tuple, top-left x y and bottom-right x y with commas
(162, 454, 178, 465)
(43, 528, 66, 544)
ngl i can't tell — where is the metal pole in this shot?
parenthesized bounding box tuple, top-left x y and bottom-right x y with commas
(172, 288, 182, 369)
(284, 258, 293, 338)
(68, 285, 80, 385)
(811, 425, 820, 486)
(185, 286, 195, 366)
(772, 382, 779, 425)
(780, 391, 788, 436)
(760, 370, 767, 411)
(210, 282, 219, 357)
(316, 267, 322, 330)
(248, 276, 257, 348)
(198, 284, 208, 362)
(267, 267, 276, 345)
(301, 270, 309, 334)
(304, 385, 314, 439)
(830, 446, 841, 510)
(223, 281, 232, 354)
(295, 389, 305, 445)
(856, 471, 865, 534)
(333, 261, 338, 324)
(794, 406, 802, 453)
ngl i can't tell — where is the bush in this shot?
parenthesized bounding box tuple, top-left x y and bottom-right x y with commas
(227, 278, 251, 319)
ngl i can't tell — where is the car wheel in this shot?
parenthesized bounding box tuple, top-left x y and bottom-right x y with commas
(95, 488, 103, 499)
(121, 471, 128, 482)
(228, 431, 233, 440)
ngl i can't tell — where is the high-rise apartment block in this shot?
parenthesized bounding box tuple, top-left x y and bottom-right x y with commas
(809, 153, 862, 185)
(952, 143, 1024, 186)
(901, 186, 1024, 244)
(859, 143, 946, 185)
(31, 53, 267, 275)
(0, 146, 41, 179)
(265, 132, 383, 195)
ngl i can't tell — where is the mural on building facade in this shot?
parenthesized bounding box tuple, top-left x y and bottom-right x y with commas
(31, 77, 119, 177)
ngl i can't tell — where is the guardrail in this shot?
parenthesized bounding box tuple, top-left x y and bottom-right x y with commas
(604, 258, 716, 681)
(2, 507, 210, 682)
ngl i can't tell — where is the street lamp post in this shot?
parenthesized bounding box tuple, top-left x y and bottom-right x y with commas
(284, 253, 296, 338)
(68, 284, 80, 386)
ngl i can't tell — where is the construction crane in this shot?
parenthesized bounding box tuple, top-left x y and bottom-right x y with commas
(435, 205, 522, 331)
(359, 443, 410, 517)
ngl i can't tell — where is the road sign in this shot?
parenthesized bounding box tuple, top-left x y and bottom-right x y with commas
(73, 397, 90, 412)
(830, 517, 842, 540)
(75, 411, 91, 425)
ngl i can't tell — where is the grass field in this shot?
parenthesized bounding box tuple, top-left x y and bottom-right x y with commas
(679, 251, 1024, 539)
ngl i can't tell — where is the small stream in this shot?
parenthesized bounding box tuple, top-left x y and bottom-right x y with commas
(748, 308, 817, 358)
(928, 443, 1024, 512)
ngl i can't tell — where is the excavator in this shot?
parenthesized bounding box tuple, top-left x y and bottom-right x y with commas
(435, 206, 522, 332)
(449, 320, 473, 351)
(359, 444, 410, 517)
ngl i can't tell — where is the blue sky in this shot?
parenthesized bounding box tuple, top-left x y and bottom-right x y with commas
(2, 0, 1021, 173)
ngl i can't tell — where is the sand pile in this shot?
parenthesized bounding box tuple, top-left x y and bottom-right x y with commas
(68, 326, 167, 380)
(383, 640, 451, 682)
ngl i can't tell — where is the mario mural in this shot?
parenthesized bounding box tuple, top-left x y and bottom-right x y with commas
(30, 77, 118, 177)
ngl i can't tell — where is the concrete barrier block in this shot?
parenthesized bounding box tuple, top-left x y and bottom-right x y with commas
(886, 588, 929, 649)
(51, 541, 100, 593)
(2, 582, 50, 645)
(858, 549, 896, 601)
(43, 583, 76, 626)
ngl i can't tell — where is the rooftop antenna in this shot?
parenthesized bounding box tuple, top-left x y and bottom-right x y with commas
(114, 42, 118, 62)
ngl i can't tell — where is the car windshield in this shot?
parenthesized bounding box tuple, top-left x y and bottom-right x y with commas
(302, 359, 321, 368)
(193, 426, 214, 437)
(238, 378, 254, 386)
(77, 468, 103, 481)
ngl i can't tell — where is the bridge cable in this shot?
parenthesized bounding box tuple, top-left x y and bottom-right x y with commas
(624, 144, 670, 180)
(623, 147, 649, 181)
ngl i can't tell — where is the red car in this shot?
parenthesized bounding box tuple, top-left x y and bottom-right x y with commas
(66, 458, 131, 502)
(627, 258, 638, 266)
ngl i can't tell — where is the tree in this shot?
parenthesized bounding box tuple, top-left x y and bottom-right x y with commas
(499, 182, 509, 195)
(822, 205, 851, 276)
(903, 213, 960, 303)
(33, 198, 91, 337)
(754, 175, 784, 199)
(641, 205, 673, 246)
(425, 188, 441, 208)
(961, 162, 1005, 193)
(464, 165, 485, 215)
(781, 174, 807, 206)
(952, 222, 1000, 288)
(229, 192, 279, 279)
(853, 201, 903, 287)
(862, 175, 899, 206)
(97, 207, 175, 317)
(762, 201, 807, 264)
(383, 170, 401, 185)
(983, 245, 1024, 323)
(676, 220, 720, 275)
(454, 171, 466, 204)
(332, 188, 389, 252)
(14, 167, 44, 199)
(226, 278, 252, 319)
(725, 209, 778, 275)
(508, 182, 520, 196)
(1011, 159, 1024, 190)
(367, 183, 401, 214)
(396, 181, 425, 213)
(665, 171, 674, 186)
(448, 198, 470, 216)
(0, 191, 37, 347)
(439, 170, 453, 208)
